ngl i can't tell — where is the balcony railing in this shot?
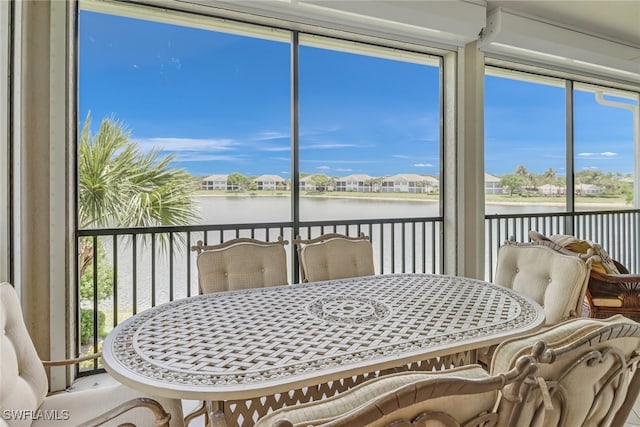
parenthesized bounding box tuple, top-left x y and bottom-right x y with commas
(485, 209, 639, 282)
(76, 216, 444, 374)
(76, 208, 639, 375)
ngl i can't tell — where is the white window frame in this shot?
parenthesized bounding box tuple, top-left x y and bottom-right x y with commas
(0, 0, 10, 283)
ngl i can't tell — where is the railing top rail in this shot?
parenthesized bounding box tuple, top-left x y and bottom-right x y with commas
(76, 216, 445, 236)
(485, 208, 639, 220)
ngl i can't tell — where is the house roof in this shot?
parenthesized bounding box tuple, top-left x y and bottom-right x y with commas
(254, 174, 285, 182)
(484, 173, 501, 183)
(575, 183, 598, 189)
(202, 174, 229, 181)
(384, 174, 439, 184)
(337, 174, 374, 181)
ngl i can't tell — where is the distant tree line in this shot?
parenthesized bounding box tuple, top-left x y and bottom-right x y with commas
(499, 165, 632, 202)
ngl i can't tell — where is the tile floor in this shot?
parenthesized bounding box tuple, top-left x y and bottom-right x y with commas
(626, 398, 640, 427)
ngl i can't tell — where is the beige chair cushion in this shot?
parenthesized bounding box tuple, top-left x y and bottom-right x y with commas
(197, 242, 288, 293)
(490, 316, 614, 375)
(0, 283, 49, 427)
(589, 242, 621, 275)
(494, 244, 590, 325)
(543, 233, 620, 275)
(255, 365, 495, 427)
(37, 383, 184, 426)
(0, 282, 184, 427)
(299, 238, 375, 283)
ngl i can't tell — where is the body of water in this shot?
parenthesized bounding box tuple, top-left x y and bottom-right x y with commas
(193, 195, 565, 224)
(97, 196, 568, 317)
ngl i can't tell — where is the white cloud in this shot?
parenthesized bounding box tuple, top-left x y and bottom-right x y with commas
(170, 57, 182, 70)
(134, 137, 236, 152)
(171, 153, 246, 162)
(578, 152, 618, 157)
(316, 165, 331, 170)
(305, 159, 376, 164)
(413, 163, 433, 168)
(253, 131, 288, 141)
(392, 155, 410, 159)
(336, 168, 353, 172)
(260, 146, 290, 152)
(305, 143, 358, 149)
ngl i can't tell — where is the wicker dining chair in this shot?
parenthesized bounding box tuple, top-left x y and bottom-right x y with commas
(191, 237, 289, 294)
(292, 232, 375, 283)
(0, 282, 184, 427)
(492, 315, 640, 427)
(529, 230, 640, 322)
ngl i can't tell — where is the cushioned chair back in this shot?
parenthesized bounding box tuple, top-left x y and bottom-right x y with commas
(492, 315, 640, 427)
(0, 282, 49, 423)
(494, 242, 591, 325)
(296, 234, 374, 283)
(255, 364, 534, 427)
(195, 238, 288, 294)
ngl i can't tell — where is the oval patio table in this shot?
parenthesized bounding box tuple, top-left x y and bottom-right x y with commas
(102, 273, 545, 426)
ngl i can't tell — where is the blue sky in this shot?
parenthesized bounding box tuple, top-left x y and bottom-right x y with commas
(79, 10, 636, 178)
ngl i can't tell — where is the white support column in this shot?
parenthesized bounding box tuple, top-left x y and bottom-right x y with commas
(455, 41, 485, 279)
(442, 51, 458, 275)
(0, 0, 9, 283)
(49, 0, 72, 391)
(16, 0, 72, 391)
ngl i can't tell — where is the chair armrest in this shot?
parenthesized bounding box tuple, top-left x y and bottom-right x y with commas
(41, 352, 102, 367)
(76, 397, 171, 427)
(591, 272, 640, 284)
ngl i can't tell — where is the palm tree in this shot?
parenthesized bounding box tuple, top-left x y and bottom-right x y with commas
(78, 114, 198, 276)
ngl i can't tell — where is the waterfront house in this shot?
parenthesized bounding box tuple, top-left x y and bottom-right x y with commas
(381, 174, 439, 193)
(335, 174, 376, 192)
(575, 183, 600, 196)
(202, 174, 229, 191)
(254, 174, 287, 191)
(299, 175, 316, 192)
(538, 184, 565, 197)
(484, 174, 502, 195)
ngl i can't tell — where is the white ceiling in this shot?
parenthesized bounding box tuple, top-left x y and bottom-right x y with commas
(164, 0, 640, 81)
(485, 1, 640, 46)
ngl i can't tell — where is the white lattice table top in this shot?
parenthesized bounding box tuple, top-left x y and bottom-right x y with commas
(102, 273, 544, 400)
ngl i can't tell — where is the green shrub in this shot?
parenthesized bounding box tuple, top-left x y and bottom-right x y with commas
(80, 308, 107, 345)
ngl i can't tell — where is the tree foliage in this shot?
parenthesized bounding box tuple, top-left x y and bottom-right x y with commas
(79, 114, 198, 230)
(500, 174, 524, 196)
(309, 174, 331, 191)
(227, 172, 252, 191)
(78, 114, 200, 344)
(500, 164, 631, 201)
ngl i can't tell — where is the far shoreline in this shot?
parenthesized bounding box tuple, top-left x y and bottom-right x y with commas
(193, 191, 630, 208)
